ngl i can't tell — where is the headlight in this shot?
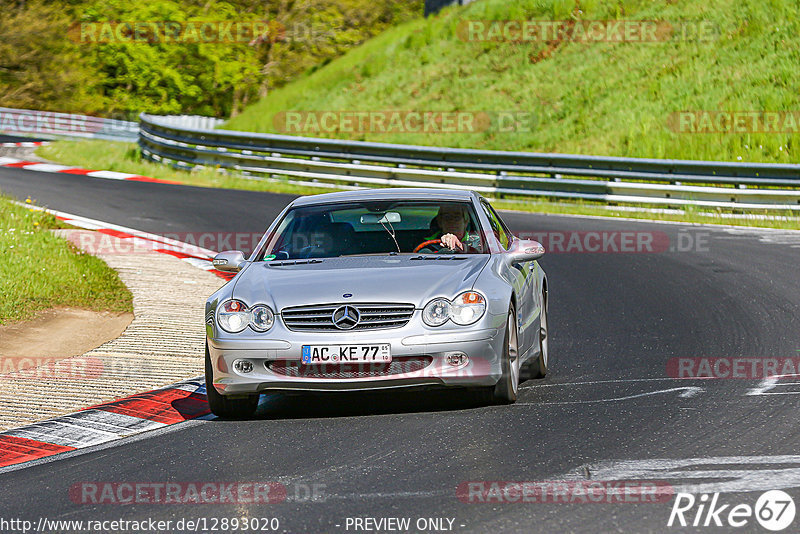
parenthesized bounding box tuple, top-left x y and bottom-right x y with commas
(217, 300, 250, 333)
(423, 292, 486, 327)
(450, 291, 486, 325)
(250, 305, 275, 332)
(218, 301, 275, 333)
(423, 298, 451, 326)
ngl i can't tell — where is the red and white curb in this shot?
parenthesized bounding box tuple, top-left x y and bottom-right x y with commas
(0, 156, 180, 184)
(2, 174, 242, 467)
(23, 204, 235, 281)
(0, 141, 49, 148)
(0, 210, 235, 470)
(0, 379, 209, 469)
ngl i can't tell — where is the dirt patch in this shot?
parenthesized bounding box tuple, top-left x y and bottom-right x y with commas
(0, 308, 132, 362)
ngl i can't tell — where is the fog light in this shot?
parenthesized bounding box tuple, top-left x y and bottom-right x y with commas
(446, 352, 468, 366)
(233, 359, 253, 373)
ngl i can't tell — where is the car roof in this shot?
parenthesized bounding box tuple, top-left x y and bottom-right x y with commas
(290, 187, 478, 207)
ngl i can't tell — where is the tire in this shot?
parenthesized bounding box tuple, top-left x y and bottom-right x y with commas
(522, 292, 549, 379)
(205, 343, 260, 419)
(488, 304, 520, 405)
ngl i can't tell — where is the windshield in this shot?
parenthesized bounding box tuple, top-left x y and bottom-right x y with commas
(260, 200, 486, 259)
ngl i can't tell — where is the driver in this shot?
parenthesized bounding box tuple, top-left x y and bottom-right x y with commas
(423, 204, 481, 252)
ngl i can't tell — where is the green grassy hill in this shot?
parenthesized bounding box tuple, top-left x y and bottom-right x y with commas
(223, 0, 800, 163)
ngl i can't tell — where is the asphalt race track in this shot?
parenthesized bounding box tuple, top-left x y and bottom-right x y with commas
(2, 166, 800, 533)
(0, 134, 47, 143)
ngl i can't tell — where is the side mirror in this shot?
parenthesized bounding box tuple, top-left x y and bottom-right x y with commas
(212, 250, 246, 272)
(507, 239, 545, 264)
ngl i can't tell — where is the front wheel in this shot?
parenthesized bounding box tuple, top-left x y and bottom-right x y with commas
(481, 304, 520, 405)
(205, 344, 260, 419)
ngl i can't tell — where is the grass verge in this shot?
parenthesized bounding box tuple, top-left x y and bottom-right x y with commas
(37, 140, 800, 230)
(222, 0, 800, 165)
(0, 193, 133, 324)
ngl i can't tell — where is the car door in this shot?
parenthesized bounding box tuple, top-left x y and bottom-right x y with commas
(480, 200, 538, 355)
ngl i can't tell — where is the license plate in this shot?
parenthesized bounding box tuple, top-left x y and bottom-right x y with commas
(301, 344, 391, 364)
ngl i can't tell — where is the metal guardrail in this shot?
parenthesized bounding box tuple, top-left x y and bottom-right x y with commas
(146, 114, 226, 131)
(425, 0, 479, 17)
(0, 107, 138, 142)
(0, 108, 224, 143)
(139, 113, 800, 211)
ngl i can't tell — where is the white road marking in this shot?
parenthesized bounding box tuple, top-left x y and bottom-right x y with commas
(561, 456, 800, 494)
(4, 409, 167, 448)
(85, 170, 138, 180)
(171, 379, 205, 393)
(520, 377, 709, 390)
(18, 202, 218, 257)
(19, 163, 77, 173)
(287, 489, 451, 502)
(500, 208, 800, 231)
(181, 257, 215, 270)
(515, 386, 704, 405)
(721, 227, 800, 247)
(745, 373, 800, 396)
(9, 423, 122, 448)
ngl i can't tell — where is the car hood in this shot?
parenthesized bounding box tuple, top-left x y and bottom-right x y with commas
(231, 255, 491, 310)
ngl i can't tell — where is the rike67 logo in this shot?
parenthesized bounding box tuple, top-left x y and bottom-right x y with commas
(668, 490, 796, 531)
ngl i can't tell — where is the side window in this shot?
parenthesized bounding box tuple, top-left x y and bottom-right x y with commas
(488, 203, 513, 238)
(480, 200, 510, 249)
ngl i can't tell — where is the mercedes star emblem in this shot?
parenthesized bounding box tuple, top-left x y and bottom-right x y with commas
(332, 305, 360, 330)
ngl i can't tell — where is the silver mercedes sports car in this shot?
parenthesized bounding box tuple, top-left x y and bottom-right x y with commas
(205, 188, 548, 417)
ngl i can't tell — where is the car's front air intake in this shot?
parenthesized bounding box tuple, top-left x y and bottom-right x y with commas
(267, 356, 432, 378)
(281, 302, 415, 331)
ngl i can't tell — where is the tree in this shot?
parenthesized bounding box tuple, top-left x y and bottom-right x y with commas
(0, 1, 102, 113)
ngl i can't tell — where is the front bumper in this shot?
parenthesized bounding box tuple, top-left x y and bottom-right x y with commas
(207, 311, 506, 395)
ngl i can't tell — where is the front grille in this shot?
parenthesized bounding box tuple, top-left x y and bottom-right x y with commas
(281, 302, 415, 332)
(267, 356, 432, 379)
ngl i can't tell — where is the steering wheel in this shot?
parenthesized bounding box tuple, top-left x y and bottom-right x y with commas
(297, 244, 322, 258)
(414, 239, 448, 253)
